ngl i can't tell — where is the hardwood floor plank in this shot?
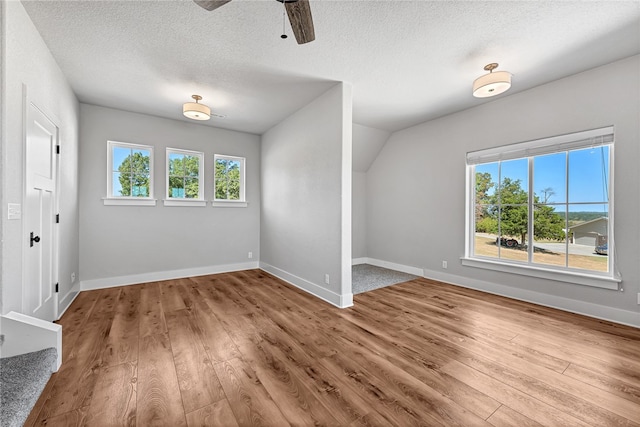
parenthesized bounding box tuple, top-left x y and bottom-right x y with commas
(223, 313, 341, 426)
(32, 406, 90, 427)
(440, 359, 592, 427)
(165, 309, 225, 413)
(238, 313, 373, 425)
(323, 309, 501, 420)
(86, 361, 137, 426)
(158, 280, 188, 313)
(102, 286, 140, 367)
(139, 282, 167, 338)
(137, 333, 187, 426)
(27, 271, 640, 427)
(214, 357, 290, 426)
(563, 362, 640, 405)
(320, 350, 493, 426)
(486, 405, 543, 427)
(419, 326, 639, 426)
(33, 312, 115, 421)
(185, 399, 239, 427)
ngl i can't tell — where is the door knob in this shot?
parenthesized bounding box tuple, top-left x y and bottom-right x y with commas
(30, 232, 41, 247)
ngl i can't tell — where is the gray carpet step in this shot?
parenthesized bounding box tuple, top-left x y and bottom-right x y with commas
(1, 348, 57, 427)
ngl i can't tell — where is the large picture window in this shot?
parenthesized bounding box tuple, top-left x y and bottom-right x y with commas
(105, 141, 155, 206)
(464, 127, 619, 289)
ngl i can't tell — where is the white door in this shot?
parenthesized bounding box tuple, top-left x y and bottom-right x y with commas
(24, 103, 58, 321)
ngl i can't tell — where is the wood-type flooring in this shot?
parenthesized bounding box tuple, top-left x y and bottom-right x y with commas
(25, 269, 640, 426)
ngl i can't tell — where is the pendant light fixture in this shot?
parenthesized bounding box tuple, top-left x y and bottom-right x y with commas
(183, 95, 211, 120)
(473, 63, 512, 98)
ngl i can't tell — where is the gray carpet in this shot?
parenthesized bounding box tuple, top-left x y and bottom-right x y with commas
(1, 348, 57, 427)
(352, 264, 418, 294)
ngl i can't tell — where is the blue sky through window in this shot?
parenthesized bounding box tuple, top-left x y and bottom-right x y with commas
(475, 146, 609, 214)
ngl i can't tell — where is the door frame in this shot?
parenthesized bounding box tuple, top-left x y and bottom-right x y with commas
(21, 86, 61, 320)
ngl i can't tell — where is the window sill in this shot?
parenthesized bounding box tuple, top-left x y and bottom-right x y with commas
(460, 257, 621, 290)
(163, 199, 207, 207)
(103, 198, 157, 206)
(211, 200, 248, 208)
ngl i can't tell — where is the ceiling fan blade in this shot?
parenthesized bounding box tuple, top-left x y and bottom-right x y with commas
(285, 0, 315, 44)
(194, 0, 232, 11)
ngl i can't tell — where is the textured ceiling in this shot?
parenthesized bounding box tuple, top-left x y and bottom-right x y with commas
(22, 0, 640, 135)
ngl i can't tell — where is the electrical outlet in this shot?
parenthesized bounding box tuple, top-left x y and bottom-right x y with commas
(637, 293, 640, 305)
(71, 272, 76, 283)
(248, 252, 253, 259)
(442, 261, 448, 269)
(325, 274, 330, 285)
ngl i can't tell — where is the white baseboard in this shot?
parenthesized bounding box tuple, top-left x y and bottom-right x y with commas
(58, 282, 81, 320)
(260, 262, 353, 308)
(1, 312, 63, 371)
(80, 262, 260, 291)
(352, 257, 368, 265)
(422, 268, 640, 329)
(358, 257, 424, 277)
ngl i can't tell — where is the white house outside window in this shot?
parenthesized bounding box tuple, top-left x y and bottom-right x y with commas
(165, 148, 205, 207)
(463, 127, 620, 289)
(105, 141, 155, 206)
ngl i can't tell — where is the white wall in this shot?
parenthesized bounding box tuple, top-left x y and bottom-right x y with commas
(367, 55, 640, 326)
(261, 83, 353, 307)
(78, 104, 260, 287)
(1, 1, 80, 315)
(352, 172, 367, 260)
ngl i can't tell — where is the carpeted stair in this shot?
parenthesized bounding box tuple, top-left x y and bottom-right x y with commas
(1, 348, 57, 427)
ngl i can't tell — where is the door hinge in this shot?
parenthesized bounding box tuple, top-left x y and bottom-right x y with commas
(55, 283, 59, 293)
(56, 145, 60, 154)
(56, 214, 60, 224)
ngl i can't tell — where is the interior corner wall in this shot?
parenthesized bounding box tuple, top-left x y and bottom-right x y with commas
(367, 55, 640, 326)
(260, 83, 353, 307)
(78, 104, 261, 287)
(2, 1, 80, 316)
(352, 171, 367, 260)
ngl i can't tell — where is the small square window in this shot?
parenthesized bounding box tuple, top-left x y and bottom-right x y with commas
(105, 141, 155, 206)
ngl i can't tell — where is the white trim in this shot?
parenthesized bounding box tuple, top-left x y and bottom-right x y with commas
(259, 262, 353, 308)
(461, 257, 620, 290)
(57, 282, 81, 320)
(421, 267, 639, 328)
(1, 312, 63, 371)
(211, 200, 248, 208)
(364, 257, 424, 276)
(80, 262, 259, 291)
(103, 197, 157, 206)
(352, 257, 368, 265)
(466, 126, 614, 164)
(163, 199, 207, 207)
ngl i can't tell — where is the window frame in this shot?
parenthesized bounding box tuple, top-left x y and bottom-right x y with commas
(104, 140, 155, 206)
(164, 148, 206, 207)
(213, 154, 247, 207)
(462, 127, 620, 290)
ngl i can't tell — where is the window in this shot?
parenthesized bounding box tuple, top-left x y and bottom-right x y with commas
(105, 141, 155, 206)
(165, 148, 205, 206)
(213, 154, 246, 207)
(464, 127, 619, 289)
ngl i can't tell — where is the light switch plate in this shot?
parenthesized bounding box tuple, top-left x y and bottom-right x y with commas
(8, 203, 21, 220)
